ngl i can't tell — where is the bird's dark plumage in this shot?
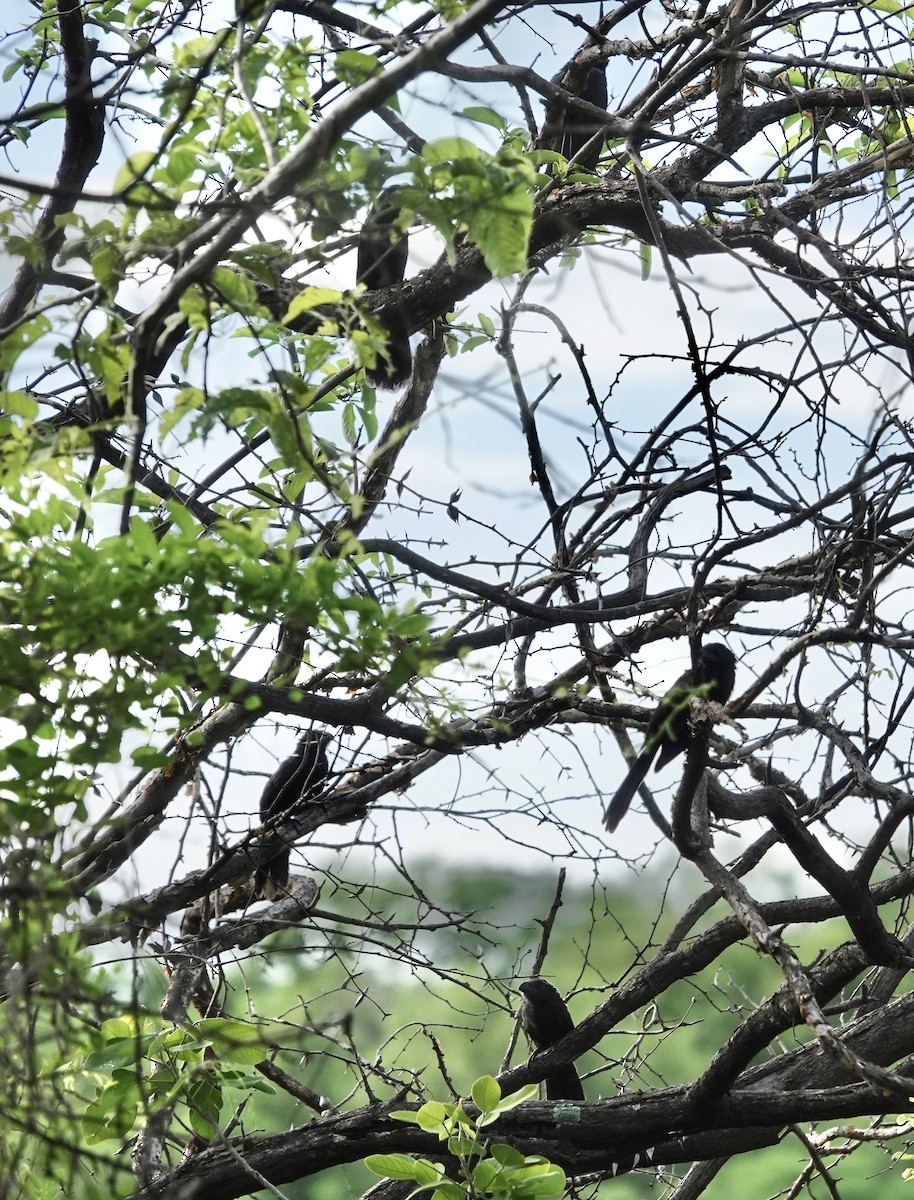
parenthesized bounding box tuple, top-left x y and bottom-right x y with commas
(603, 643, 737, 834)
(517, 979, 584, 1101)
(356, 195, 411, 389)
(254, 731, 331, 900)
(557, 65, 608, 173)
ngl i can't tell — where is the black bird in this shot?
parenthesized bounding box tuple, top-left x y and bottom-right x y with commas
(557, 65, 608, 173)
(603, 643, 737, 834)
(254, 731, 331, 900)
(356, 194, 411, 390)
(517, 979, 585, 1101)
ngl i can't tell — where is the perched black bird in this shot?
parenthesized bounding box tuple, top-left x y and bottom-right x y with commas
(557, 65, 608, 173)
(517, 979, 585, 1101)
(603, 643, 737, 834)
(254, 731, 331, 900)
(356, 194, 411, 390)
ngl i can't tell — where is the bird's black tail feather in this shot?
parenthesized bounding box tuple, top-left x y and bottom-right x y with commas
(254, 848, 290, 902)
(603, 749, 653, 832)
(367, 329, 412, 390)
(544, 1063, 585, 1101)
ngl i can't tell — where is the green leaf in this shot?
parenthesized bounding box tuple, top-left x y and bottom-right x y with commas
(472, 1159, 500, 1192)
(196, 1018, 266, 1064)
(357, 390, 378, 441)
(639, 240, 652, 280)
(178, 286, 211, 330)
(83, 1079, 141, 1144)
(84, 1036, 147, 1072)
(342, 401, 357, 445)
(413, 1159, 445, 1185)
(114, 151, 157, 194)
(458, 106, 507, 130)
(130, 745, 172, 769)
(0, 314, 51, 375)
(471, 1075, 501, 1114)
(468, 185, 532, 278)
(335, 50, 383, 85)
(490, 1083, 538, 1114)
(187, 1074, 222, 1139)
(415, 1100, 452, 1134)
(446, 1134, 481, 1157)
(211, 267, 257, 310)
(489, 1144, 526, 1167)
(160, 139, 208, 187)
(284, 286, 344, 324)
(91, 243, 122, 292)
(389, 1109, 421, 1125)
(100, 1017, 143, 1041)
(365, 1153, 434, 1180)
(430, 1184, 465, 1200)
(503, 1162, 567, 1195)
(1, 390, 38, 421)
(129, 515, 159, 561)
(423, 137, 484, 165)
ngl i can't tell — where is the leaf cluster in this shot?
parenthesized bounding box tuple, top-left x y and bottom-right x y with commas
(367, 1076, 565, 1200)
